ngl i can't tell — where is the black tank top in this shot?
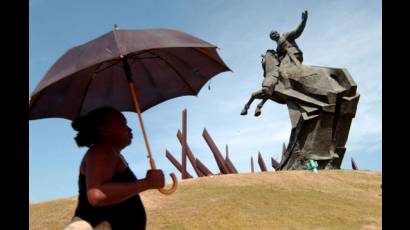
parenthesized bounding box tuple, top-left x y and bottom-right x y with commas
(74, 167, 147, 230)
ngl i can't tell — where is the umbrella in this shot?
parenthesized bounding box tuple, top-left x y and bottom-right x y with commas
(29, 27, 231, 195)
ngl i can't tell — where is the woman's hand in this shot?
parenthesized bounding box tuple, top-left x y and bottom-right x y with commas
(145, 169, 165, 189)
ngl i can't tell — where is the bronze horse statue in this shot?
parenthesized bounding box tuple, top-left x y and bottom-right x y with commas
(240, 49, 285, 117)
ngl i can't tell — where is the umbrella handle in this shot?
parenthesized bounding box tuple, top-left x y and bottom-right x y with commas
(158, 173, 178, 195)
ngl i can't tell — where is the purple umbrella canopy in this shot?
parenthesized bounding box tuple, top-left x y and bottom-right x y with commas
(29, 28, 231, 120)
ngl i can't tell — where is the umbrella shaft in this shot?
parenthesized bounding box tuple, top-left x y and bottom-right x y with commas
(129, 83, 179, 196)
(122, 57, 157, 169)
(128, 81, 157, 169)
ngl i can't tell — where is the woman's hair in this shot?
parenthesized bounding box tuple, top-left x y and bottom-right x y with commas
(71, 107, 121, 147)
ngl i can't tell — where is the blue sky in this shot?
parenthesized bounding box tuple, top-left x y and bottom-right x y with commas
(29, 0, 382, 202)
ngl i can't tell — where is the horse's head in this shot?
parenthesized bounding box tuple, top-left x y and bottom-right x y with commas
(263, 50, 280, 75)
(261, 54, 266, 77)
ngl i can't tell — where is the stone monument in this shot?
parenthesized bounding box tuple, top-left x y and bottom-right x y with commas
(241, 11, 359, 170)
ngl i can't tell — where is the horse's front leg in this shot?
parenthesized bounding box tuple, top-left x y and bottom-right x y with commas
(241, 90, 264, 115)
(255, 98, 268, 116)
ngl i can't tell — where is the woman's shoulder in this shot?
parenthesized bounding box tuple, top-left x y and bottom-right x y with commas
(82, 144, 123, 175)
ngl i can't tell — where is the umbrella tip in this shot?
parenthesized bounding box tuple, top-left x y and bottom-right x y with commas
(114, 24, 119, 31)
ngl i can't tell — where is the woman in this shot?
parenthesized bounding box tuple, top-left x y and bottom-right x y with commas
(65, 107, 165, 230)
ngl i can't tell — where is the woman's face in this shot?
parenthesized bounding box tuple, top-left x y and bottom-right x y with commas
(102, 112, 133, 149)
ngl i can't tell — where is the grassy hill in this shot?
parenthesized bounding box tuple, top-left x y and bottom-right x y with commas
(29, 170, 381, 230)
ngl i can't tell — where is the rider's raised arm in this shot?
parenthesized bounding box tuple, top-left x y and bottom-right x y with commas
(286, 10, 308, 40)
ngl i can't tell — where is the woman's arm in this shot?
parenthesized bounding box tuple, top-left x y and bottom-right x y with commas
(85, 144, 164, 207)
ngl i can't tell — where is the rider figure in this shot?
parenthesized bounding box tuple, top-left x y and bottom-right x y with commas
(270, 10, 308, 68)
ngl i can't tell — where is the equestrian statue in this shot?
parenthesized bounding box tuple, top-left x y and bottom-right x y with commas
(241, 11, 360, 170)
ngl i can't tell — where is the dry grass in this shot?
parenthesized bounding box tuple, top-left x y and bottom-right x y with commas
(30, 170, 381, 230)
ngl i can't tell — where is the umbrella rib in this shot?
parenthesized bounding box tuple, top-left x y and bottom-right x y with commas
(129, 57, 157, 88)
(94, 59, 122, 74)
(77, 76, 96, 118)
(30, 63, 104, 119)
(191, 47, 231, 71)
(145, 50, 196, 94)
(128, 50, 157, 59)
(76, 63, 105, 117)
(156, 49, 207, 79)
(129, 57, 167, 102)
